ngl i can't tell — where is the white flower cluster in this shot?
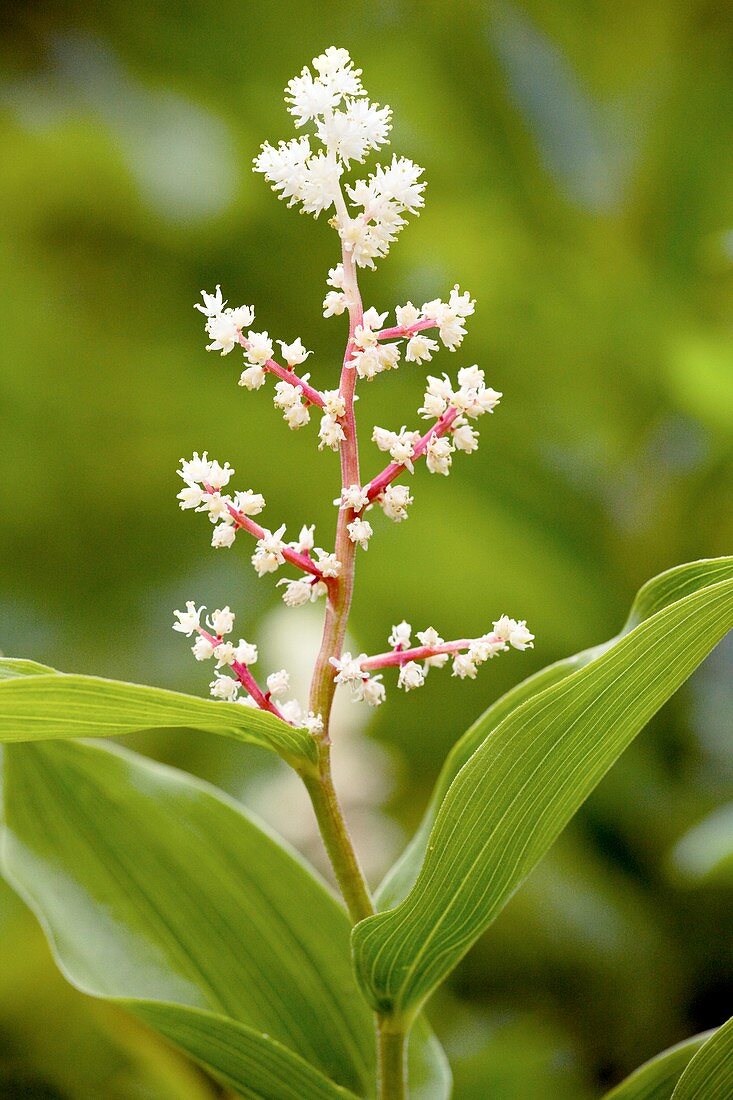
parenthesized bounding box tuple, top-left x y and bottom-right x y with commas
(329, 652, 386, 708)
(451, 616, 535, 680)
(195, 286, 255, 356)
(254, 48, 424, 267)
(177, 452, 265, 550)
(346, 287, 474, 379)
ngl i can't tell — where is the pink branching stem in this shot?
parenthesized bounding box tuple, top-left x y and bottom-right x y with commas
(365, 406, 459, 503)
(238, 333, 326, 408)
(375, 317, 437, 342)
(360, 639, 479, 672)
(200, 482, 326, 581)
(197, 627, 286, 719)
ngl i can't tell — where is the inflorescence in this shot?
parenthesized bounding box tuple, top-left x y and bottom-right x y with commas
(173, 47, 533, 725)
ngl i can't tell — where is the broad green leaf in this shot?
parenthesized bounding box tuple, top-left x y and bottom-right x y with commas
(354, 562, 733, 1019)
(378, 557, 733, 908)
(1, 740, 371, 1094)
(1, 740, 449, 1099)
(604, 1032, 712, 1099)
(0, 670, 317, 769)
(672, 1017, 733, 1099)
(130, 1003, 361, 1099)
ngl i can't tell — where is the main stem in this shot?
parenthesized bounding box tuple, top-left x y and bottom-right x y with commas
(303, 180, 409, 1098)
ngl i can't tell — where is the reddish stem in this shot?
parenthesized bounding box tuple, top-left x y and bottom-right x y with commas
(376, 318, 437, 342)
(238, 333, 325, 408)
(360, 639, 477, 671)
(198, 627, 286, 720)
(365, 406, 459, 502)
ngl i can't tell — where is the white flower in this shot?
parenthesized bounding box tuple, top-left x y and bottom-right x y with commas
(213, 641, 236, 667)
(295, 524, 315, 552)
(335, 483, 370, 512)
(207, 606, 235, 636)
(380, 483, 413, 522)
(449, 284, 476, 319)
(405, 334, 439, 364)
(469, 635, 506, 663)
(209, 674, 239, 701)
(283, 402, 311, 429)
(452, 653, 478, 679)
(191, 635, 215, 661)
(395, 302, 421, 328)
(347, 518, 373, 549)
(253, 135, 312, 207)
(330, 651, 368, 685)
(278, 577, 311, 607)
(204, 312, 241, 355)
(425, 434, 454, 475)
(313, 549, 342, 577)
(457, 364, 484, 389)
(493, 616, 535, 650)
(417, 626, 449, 670)
(327, 264, 346, 289)
(245, 331, 274, 366)
(266, 669, 290, 697)
(172, 601, 204, 637)
(278, 337, 312, 367)
(199, 491, 232, 523)
(372, 426, 420, 470)
(303, 711, 324, 735)
(194, 286, 226, 317)
(206, 460, 234, 490)
(280, 698, 304, 724)
(251, 524, 288, 575)
(232, 490, 266, 516)
(388, 620, 412, 649)
(398, 661, 425, 691)
(273, 379, 302, 410)
(177, 484, 205, 510)
(233, 639, 259, 665)
(323, 290, 348, 317)
(353, 322, 379, 349)
(452, 422, 479, 453)
(319, 413, 346, 451)
(323, 389, 346, 417)
(353, 674, 386, 707)
(178, 452, 212, 485)
(239, 364, 267, 390)
(418, 375, 453, 419)
(211, 523, 236, 548)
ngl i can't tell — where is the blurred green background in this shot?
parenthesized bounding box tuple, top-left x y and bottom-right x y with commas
(1, 1, 732, 1096)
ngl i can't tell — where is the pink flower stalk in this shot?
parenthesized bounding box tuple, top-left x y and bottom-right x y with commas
(172, 46, 533, 732)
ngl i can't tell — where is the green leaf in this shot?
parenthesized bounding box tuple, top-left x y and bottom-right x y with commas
(1, 739, 449, 1099)
(0, 656, 59, 680)
(1, 740, 371, 1094)
(603, 1032, 712, 1099)
(354, 559, 733, 1020)
(378, 557, 733, 908)
(0, 670, 317, 769)
(672, 1017, 733, 1098)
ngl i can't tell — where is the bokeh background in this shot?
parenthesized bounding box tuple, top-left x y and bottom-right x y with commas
(1, 1, 732, 1096)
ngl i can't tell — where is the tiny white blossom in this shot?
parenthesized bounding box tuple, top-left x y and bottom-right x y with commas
(194, 286, 226, 317)
(251, 524, 288, 575)
(211, 522, 236, 549)
(417, 627, 449, 670)
(380, 483, 413, 522)
(178, 452, 212, 485)
(335, 483, 370, 512)
(303, 711, 324, 735)
(296, 524, 315, 552)
(330, 652, 368, 685)
(278, 337, 312, 366)
(209, 674, 240, 701)
(347, 517, 373, 549)
(425, 434, 454, 476)
(205, 312, 241, 355)
(232, 490, 266, 516)
(353, 674, 386, 707)
(191, 635, 215, 661)
(319, 413, 346, 451)
(327, 263, 346, 289)
(207, 606, 235, 636)
(398, 661, 425, 691)
(395, 302, 421, 328)
(199, 491, 232, 523)
(177, 484, 206, 510)
(322, 389, 346, 418)
(266, 669, 290, 697)
(452, 421, 480, 453)
(313, 549, 342, 577)
(239, 364, 267, 390)
(172, 601, 204, 637)
(207, 460, 234, 491)
(418, 375, 453, 419)
(493, 616, 535, 650)
(233, 639, 258, 665)
(405, 335, 439, 364)
(452, 652, 478, 679)
(213, 641, 236, 667)
(280, 698, 304, 724)
(245, 331, 274, 366)
(388, 621, 412, 649)
(323, 290, 348, 317)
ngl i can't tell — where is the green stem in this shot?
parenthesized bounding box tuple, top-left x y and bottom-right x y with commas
(301, 741, 373, 925)
(377, 1018, 407, 1100)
